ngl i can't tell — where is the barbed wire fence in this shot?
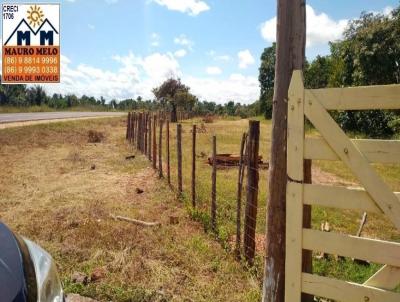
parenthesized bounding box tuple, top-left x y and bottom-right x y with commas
(125, 111, 268, 266)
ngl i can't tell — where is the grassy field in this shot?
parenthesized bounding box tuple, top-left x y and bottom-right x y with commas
(0, 117, 260, 301)
(0, 116, 399, 301)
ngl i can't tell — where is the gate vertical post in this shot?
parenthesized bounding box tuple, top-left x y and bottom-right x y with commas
(285, 70, 305, 302)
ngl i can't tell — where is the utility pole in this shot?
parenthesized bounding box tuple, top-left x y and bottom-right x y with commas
(262, 1, 307, 302)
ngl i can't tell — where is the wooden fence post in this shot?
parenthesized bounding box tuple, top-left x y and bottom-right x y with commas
(166, 120, 171, 185)
(244, 120, 260, 265)
(130, 113, 136, 144)
(235, 132, 248, 257)
(159, 119, 163, 178)
(177, 124, 183, 194)
(136, 113, 141, 150)
(126, 112, 131, 140)
(135, 112, 139, 146)
(192, 125, 196, 207)
(144, 113, 148, 155)
(141, 113, 145, 153)
(152, 115, 157, 169)
(211, 135, 217, 231)
(148, 115, 152, 160)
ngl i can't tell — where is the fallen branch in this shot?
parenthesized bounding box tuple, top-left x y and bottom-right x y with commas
(110, 214, 160, 227)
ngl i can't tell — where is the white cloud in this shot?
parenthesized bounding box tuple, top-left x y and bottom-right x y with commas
(45, 52, 180, 101)
(174, 34, 194, 50)
(260, 5, 348, 48)
(206, 66, 222, 75)
(174, 49, 187, 57)
(382, 6, 394, 16)
(44, 50, 258, 104)
(88, 24, 95, 30)
(185, 73, 259, 104)
(260, 17, 276, 43)
(152, 0, 210, 16)
(141, 53, 180, 82)
(237, 49, 255, 69)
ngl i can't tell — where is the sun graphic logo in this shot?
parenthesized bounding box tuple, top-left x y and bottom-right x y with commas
(27, 5, 45, 28)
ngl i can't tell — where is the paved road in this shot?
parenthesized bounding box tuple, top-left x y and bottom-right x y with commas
(0, 112, 126, 124)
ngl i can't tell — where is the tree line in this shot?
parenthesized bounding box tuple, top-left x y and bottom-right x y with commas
(258, 6, 400, 137)
(0, 77, 259, 118)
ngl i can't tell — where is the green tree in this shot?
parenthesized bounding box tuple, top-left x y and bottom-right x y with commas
(152, 78, 196, 122)
(258, 43, 276, 119)
(26, 85, 47, 106)
(304, 55, 332, 89)
(328, 7, 400, 137)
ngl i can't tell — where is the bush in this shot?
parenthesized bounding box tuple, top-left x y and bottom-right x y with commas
(335, 110, 396, 138)
(88, 130, 104, 143)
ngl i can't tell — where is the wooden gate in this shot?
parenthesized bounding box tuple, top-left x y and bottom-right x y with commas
(285, 70, 400, 301)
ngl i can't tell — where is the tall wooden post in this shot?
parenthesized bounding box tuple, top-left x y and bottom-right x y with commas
(244, 121, 260, 265)
(144, 113, 148, 155)
(141, 113, 145, 153)
(133, 112, 136, 144)
(148, 115, 152, 160)
(152, 116, 157, 169)
(158, 119, 163, 178)
(177, 124, 183, 194)
(136, 113, 141, 150)
(166, 120, 171, 185)
(192, 125, 196, 207)
(126, 112, 131, 140)
(262, 0, 306, 301)
(211, 135, 217, 231)
(235, 132, 247, 257)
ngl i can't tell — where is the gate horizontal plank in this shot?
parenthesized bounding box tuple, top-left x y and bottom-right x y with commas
(306, 85, 400, 110)
(304, 184, 400, 214)
(302, 273, 400, 302)
(303, 229, 400, 267)
(305, 137, 400, 164)
(304, 93, 400, 230)
(364, 265, 400, 290)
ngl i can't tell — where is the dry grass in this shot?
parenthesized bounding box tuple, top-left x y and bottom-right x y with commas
(0, 117, 260, 302)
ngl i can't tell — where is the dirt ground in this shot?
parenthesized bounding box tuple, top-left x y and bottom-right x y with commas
(0, 117, 260, 302)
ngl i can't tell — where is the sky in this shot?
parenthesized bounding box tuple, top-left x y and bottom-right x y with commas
(2, 0, 398, 104)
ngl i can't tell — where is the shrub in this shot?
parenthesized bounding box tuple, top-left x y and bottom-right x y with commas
(88, 130, 104, 143)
